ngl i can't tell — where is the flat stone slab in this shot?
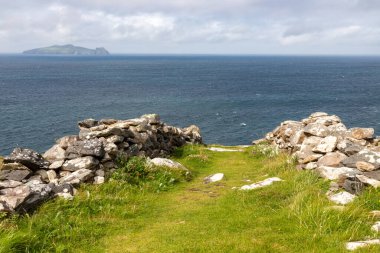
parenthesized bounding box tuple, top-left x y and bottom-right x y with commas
(239, 177, 282, 190)
(346, 239, 380, 251)
(207, 147, 243, 152)
(328, 191, 356, 205)
(204, 173, 224, 183)
(317, 166, 361, 180)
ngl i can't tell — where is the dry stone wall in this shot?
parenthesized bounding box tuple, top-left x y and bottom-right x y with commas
(260, 112, 380, 195)
(0, 114, 202, 213)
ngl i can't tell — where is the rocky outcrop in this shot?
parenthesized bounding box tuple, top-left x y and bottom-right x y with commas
(0, 114, 202, 213)
(260, 112, 380, 196)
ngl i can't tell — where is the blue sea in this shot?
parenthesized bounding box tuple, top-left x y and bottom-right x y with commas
(1, 55, 380, 155)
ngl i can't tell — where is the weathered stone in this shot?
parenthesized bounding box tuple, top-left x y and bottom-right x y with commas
(0, 163, 32, 181)
(94, 176, 105, 184)
(204, 173, 224, 183)
(371, 221, 380, 232)
(300, 153, 323, 164)
(305, 162, 318, 170)
(35, 170, 48, 182)
(304, 123, 329, 137)
(348, 127, 374, 140)
(78, 118, 98, 128)
(313, 136, 338, 153)
(65, 138, 105, 158)
(106, 135, 124, 144)
(62, 156, 99, 171)
(317, 166, 361, 180)
(337, 139, 364, 156)
(328, 191, 356, 205)
(356, 161, 376, 172)
(0, 180, 23, 189)
(342, 149, 380, 169)
(356, 174, 380, 188)
(51, 183, 74, 196)
(239, 177, 282, 190)
(99, 118, 118, 125)
(46, 170, 57, 182)
(4, 148, 50, 171)
(43, 144, 65, 162)
(49, 160, 64, 170)
(317, 152, 347, 167)
(297, 136, 322, 157)
(343, 177, 365, 195)
(56, 135, 79, 149)
(59, 169, 94, 186)
(149, 158, 186, 170)
(327, 123, 347, 136)
(346, 239, 380, 251)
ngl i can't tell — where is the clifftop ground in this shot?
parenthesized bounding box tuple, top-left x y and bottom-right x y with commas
(1, 144, 380, 252)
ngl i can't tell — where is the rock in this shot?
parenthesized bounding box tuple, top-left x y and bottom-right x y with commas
(356, 174, 380, 188)
(239, 177, 282, 190)
(317, 152, 347, 167)
(300, 153, 323, 164)
(51, 183, 74, 196)
(4, 148, 50, 171)
(310, 112, 329, 118)
(356, 161, 376, 172)
(305, 162, 318, 170)
(304, 123, 329, 137)
(65, 138, 105, 158)
(252, 138, 267, 145)
(328, 191, 356, 205)
(99, 118, 118, 125)
(204, 173, 224, 183)
(343, 177, 365, 195)
(78, 118, 98, 128)
(62, 156, 99, 172)
(59, 169, 94, 186)
(49, 160, 64, 170)
(0, 185, 30, 210)
(107, 135, 124, 144)
(94, 176, 105, 184)
(342, 150, 380, 169)
(141, 114, 160, 124)
(337, 140, 364, 156)
(149, 158, 186, 170)
(0, 180, 23, 189)
(43, 144, 65, 162)
(46, 170, 57, 182)
(297, 136, 322, 158)
(35, 170, 48, 182)
(371, 221, 380, 232)
(346, 239, 380, 251)
(317, 166, 361, 180)
(348, 127, 374, 140)
(56, 135, 79, 149)
(312, 136, 338, 153)
(0, 163, 32, 181)
(207, 147, 243, 152)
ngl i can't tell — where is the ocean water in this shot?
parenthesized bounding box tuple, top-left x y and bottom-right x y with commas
(0, 55, 380, 155)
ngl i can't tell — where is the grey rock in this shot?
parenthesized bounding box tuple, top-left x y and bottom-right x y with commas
(59, 169, 94, 186)
(348, 127, 374, 140)
(4, 148, 50, 171)
(62, 156, 99, 171)
(65, 138, 105, 158)
(312, 136, 338, 153)
(304, 123, 329, 137)
(43, 144, 65, 162)
(0, 163, 32, 181)
(317, 152, 347, 167)
(78, 118, 98, 128)
(56, 135, 79, 149)
(343, 177, 365, 195)
(317, 166, 361, 180)
(342, 149, 380, 169)
(0, 180, 23, 189)
(49, 160, 65, 170)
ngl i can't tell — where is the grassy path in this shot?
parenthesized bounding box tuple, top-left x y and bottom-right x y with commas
(1, 145, 380, 252)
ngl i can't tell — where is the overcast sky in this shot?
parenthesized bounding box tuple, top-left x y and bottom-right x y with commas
(0, 0, 379, 54)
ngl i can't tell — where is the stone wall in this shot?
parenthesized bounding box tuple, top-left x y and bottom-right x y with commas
(0, 114, 202, 213)
(260, 112, 380, 196)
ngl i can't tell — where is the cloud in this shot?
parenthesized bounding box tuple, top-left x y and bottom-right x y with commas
(0, 0, 379, 54)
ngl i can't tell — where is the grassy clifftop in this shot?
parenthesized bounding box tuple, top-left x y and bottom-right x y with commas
(1, 145, 380, 252)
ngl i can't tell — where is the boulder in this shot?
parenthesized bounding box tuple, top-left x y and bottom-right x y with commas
(78, 118, 98, 128)
(62, 156, 99, 172)
(304, 123, 329, 137)
(317, 166, 361, 180)
(4, 148, 50, 171)
(342, 177, 365, 195)
(43, 144, 65, 162)
(356, 174, 380, 188)
(342, 150, 380, 169)
(239, 177, 282, 190)
(346, 240, 380, 251)
(348, 127, 374, 140)
(312, 136, 338, 153)
(59, 169, 94, 186)
(56, 135, 79, 149)
(0, 163, 32, 181)
(356, 161, 376, 172)
(0, 180, 23, 189)
(65, 138, 105, 158)
(317, 152, 347, 167)
(49, 160, 65, 170)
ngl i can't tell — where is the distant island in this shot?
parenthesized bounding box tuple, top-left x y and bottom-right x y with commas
(22, 44, 110, 56)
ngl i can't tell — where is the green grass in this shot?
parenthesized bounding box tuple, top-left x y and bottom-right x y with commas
(1, 145, 380, 252)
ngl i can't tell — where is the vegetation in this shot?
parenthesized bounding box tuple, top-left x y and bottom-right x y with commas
(1, 145, 380, 252)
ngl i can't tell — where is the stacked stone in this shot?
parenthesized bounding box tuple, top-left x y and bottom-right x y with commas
(261, 112, 380, 194)
(0, 114, 202, 213)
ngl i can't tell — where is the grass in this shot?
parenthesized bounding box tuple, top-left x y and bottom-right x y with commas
(1, 145, 380, 252)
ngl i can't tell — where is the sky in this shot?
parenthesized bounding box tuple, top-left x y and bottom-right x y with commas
(0, 0, 379, 55)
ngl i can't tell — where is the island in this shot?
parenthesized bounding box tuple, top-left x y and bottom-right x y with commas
(22, 44, 110, 55)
